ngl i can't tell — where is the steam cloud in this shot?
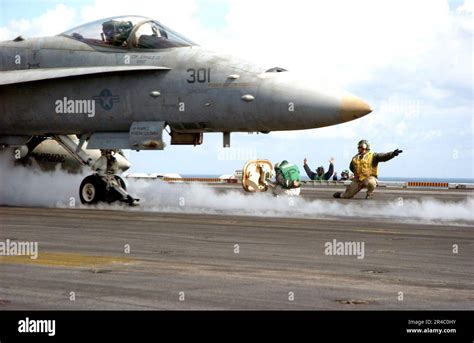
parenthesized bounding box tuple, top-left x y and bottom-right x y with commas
(0, 150, 472, 225)
(127, 179, 474, 225)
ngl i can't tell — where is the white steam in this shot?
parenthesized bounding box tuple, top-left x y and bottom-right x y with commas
(127, 179, 474, 225)
(0, 150, 473, 225)
(0, 150, 86, 207)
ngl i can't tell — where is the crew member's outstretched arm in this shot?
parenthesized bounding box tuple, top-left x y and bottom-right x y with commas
(304, 164, 316, 180)
(324, 163, 334, 180)
(373, 149, 403, 164)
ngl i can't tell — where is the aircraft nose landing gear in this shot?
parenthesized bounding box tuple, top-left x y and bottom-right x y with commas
(79, 173, 139, 206)
(82, 149, 139, 206)
(52, 135, 139, 206)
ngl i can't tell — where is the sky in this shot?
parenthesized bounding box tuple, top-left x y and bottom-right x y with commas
(0, 0, 472, 178)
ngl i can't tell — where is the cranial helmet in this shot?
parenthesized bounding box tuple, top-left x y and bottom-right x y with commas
(358, 140, 370, 151)
(275, 160, 288, 171)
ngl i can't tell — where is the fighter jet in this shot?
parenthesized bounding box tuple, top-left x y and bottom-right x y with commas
(0, 15, 372, 205)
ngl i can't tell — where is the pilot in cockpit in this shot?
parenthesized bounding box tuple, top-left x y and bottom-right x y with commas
(136, 24, 176, 49)
(102, 20, 133, 47)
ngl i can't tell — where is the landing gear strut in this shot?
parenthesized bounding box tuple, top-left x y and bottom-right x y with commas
(53, 135, 139, 206)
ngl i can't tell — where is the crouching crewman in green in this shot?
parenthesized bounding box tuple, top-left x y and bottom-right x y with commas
(333, 140, 402, 199)
(273, 160, 301, 197)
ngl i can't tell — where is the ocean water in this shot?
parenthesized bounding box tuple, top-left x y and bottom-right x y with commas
(378, 177, 474, 184)
(182, 175, 474, 184)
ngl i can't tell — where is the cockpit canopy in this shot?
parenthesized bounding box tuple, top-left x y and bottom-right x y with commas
(61, 16, 196, 49)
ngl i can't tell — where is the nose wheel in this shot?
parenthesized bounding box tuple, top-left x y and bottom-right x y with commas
(79, 174, 139, 206)
(51, 135, 139, 206)
(80, 175, 105, 204)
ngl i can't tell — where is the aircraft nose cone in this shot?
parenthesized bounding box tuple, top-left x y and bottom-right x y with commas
(340, 94, 372, 122)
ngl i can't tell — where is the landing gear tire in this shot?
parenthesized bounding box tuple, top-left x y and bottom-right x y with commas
(80, 175, 106, 205)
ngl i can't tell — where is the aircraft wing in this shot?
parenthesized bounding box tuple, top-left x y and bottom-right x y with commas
(0, 66, 171, 86)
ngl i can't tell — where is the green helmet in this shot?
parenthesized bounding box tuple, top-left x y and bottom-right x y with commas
(358, 140, 370, 151)
(275, 160, 288, 171)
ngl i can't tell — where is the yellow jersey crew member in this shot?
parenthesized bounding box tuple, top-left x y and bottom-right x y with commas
(333, 140, 402, 199)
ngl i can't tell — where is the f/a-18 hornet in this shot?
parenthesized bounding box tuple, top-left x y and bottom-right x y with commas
(0, 16, 372, 205)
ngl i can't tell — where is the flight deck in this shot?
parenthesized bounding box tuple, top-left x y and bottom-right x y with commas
(0, 184, 472, 310)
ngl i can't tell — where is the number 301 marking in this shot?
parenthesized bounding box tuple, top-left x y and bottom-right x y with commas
(187, 68, 211, 83)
